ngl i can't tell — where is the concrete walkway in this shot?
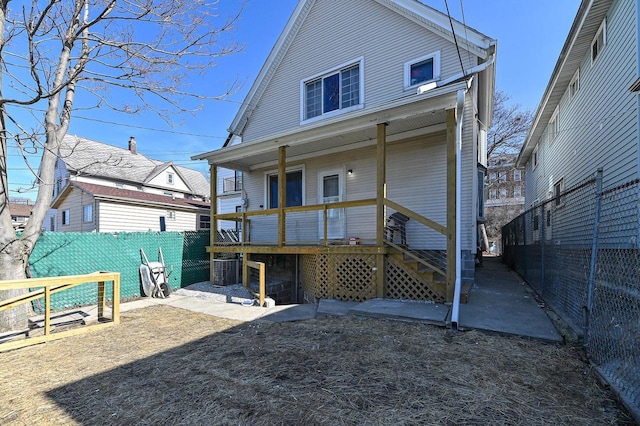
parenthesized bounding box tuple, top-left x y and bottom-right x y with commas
(121, 256, 562, 342)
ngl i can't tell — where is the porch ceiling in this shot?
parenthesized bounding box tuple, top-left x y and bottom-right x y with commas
(202, 82, 464, 171)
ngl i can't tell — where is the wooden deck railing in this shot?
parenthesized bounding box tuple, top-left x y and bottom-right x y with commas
(0, 271, 120, 352)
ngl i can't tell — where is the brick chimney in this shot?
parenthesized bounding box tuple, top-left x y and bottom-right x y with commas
(128, 136, 137, 154)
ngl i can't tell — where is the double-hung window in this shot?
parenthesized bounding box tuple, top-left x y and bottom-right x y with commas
(302, 59, 363, 122)
(83, 204, 93, 223)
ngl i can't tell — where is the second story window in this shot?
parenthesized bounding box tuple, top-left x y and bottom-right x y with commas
(514, 170, 522, 181)
(167, 172, 174, 185)
(591, 19, 606, 64)
(302, 59, 363, 122)
(405, 51, 440, 89)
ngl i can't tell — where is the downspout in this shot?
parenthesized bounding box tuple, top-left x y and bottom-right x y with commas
(450, 88, 466, 331)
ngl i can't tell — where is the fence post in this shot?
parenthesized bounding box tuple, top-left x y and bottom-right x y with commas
(584, 168, 603, 345)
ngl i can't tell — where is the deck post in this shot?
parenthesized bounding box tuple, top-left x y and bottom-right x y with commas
(376, 123, 387, 298)
(210, 164, 218, 282)
(278, 146, 286, 247)
(446, 108, 457, 302)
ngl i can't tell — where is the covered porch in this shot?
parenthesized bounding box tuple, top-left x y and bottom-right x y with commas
(198, 83, 472, 309)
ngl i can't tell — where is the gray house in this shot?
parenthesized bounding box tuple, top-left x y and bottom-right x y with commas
(194, 0, 496, 308)
(517, 0, 639, 200)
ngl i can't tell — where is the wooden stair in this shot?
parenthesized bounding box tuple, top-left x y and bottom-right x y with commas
(387, 249, 472, 303)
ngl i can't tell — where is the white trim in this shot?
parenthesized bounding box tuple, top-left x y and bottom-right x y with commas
(263, 165, 306, 209)
(404, 51, 441, 90)
(532, 144, 539, 170)
(300, 57, 365, 124)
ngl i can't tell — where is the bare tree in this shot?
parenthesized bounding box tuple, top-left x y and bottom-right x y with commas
(487, 90, 533, 158)
(0, 0, 243, 331)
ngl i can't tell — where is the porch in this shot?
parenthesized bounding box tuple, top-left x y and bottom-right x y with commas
(195, 82, 477, 310)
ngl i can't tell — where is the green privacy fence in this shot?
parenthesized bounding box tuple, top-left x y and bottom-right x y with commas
(27, 231, 210, 311)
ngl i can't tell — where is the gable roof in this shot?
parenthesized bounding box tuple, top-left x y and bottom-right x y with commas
(517, 0, 612, 167)
(52, 181, 210, 211)
(59, 135, 210, 197)
(227, 0, 496, 138)
(9, 202, 33, 218)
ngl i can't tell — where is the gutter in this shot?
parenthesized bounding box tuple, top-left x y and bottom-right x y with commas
(417, 54, 495, 95)
(450, 88, 466, 331)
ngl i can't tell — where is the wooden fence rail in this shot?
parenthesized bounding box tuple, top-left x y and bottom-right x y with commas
(0, 271, 120, 352)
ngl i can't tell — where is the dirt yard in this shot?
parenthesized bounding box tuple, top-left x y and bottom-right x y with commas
(0, 304, 633, 425)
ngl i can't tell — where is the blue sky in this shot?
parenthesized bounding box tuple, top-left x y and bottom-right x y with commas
(8, 0, 581, 201)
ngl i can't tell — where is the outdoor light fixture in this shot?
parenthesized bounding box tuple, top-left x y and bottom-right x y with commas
(348, 169, 353, 175)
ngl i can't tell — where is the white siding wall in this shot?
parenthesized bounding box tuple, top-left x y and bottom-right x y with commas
(242, 0, 477, 142)
(97, 202, 198, 233)
(526, 0, 638, 205)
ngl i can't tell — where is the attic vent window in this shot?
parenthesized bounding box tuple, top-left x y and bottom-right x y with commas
(301, 58, 364, 122)
(405, 51, 440, 89)
(167, 172, 174, 185)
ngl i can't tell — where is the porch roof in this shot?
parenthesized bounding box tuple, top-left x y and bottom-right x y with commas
(194, 81, 467, 171)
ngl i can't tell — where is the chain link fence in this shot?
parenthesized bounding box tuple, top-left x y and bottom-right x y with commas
(27, 231, 210, 312)
(502, 171, 640, 420)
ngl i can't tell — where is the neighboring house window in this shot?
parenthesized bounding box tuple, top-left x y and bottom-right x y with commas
(591, 19, 606, 64)
(514, 186, 522, 197)
(164, 191, 174, 197)
(533, 214, 540, 231)
(62, 209, 70, 225)
(514, 170, 522, 181)
(302, 58, 363, 121)
(404, 51, 440, 88)
(199, 214, 211, 229)
(115, 183, 124, 189)
(532, 145, 539, 170)
(489, 172, 496, 181)
(167, 210, 176, 220)
(268, 170, 303, 208)
(489, 160, 496, 167)
(499, 171, 507, 182)
(500, 188, 507, 198)
(569, 69, 580, 98)
(549, 108, 559, 142)
(50, 215, 55, 231)
(167, 172, 174, 185)
(83, 204, 93, 223)
(489, 189, 497, 200)
(554, 179, 564, 207)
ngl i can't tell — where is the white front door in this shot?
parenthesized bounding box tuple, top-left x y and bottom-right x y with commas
(318, 169, 345, 240)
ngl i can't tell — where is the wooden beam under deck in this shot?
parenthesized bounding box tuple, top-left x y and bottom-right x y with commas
(207, 244, 386, 255)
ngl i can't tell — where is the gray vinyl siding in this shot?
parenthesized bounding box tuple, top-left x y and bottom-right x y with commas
(242, 0, 477, 143)
(56, 189, 96, 232)
(526, 0, 638, 206)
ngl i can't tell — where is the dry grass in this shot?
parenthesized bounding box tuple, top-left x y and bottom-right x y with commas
(0, 304, 633, 425)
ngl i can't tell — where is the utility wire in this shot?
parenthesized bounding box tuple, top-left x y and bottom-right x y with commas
(444, 0, 466, 77)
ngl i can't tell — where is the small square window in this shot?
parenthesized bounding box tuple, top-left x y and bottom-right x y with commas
(199, 214, 210, 230)
(404, 52, 440, 89)
(167, 210, 175, 220)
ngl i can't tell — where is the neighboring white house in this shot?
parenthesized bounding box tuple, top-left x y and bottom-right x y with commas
(194, 0, 496, 304)
(517, 0, 638, 200)
(46, 135, 210, 232)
